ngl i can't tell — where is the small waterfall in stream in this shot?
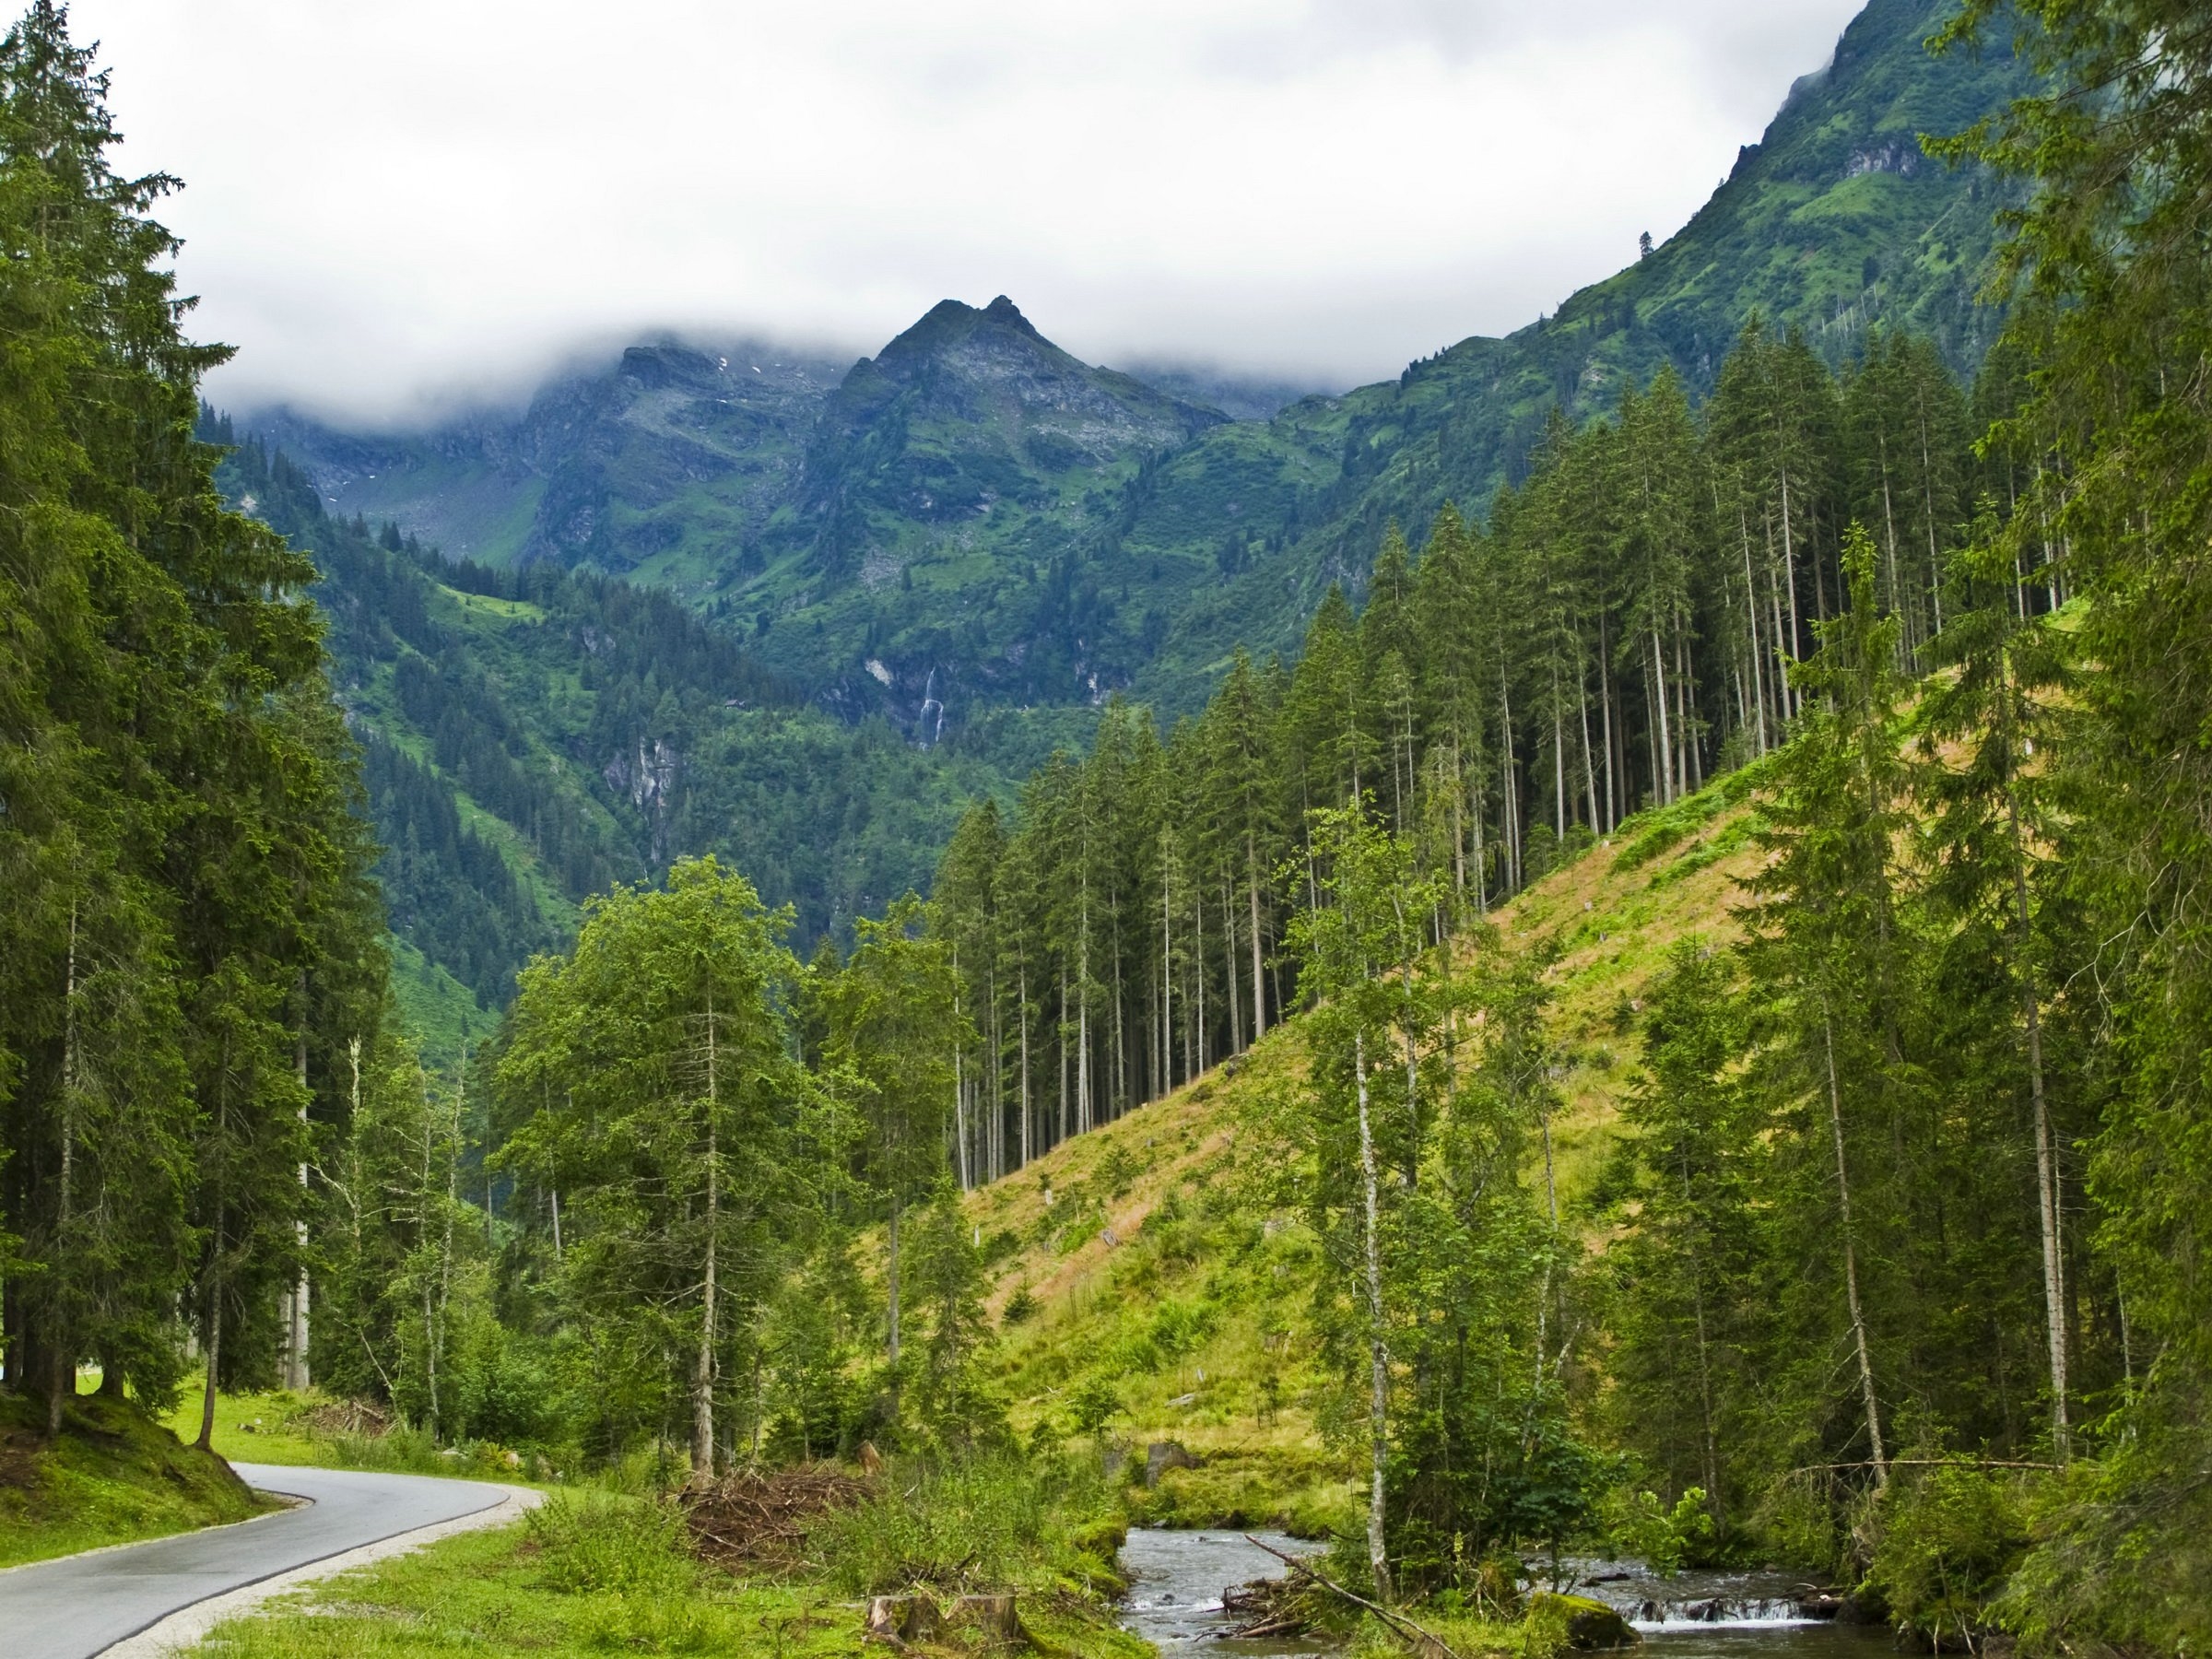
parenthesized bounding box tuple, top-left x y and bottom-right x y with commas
(1116, 1532, 1890, 1658)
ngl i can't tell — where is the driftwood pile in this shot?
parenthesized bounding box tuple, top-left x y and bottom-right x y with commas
(684, 1464, 871, 1571)
(1222, 1573, 1316, 1641)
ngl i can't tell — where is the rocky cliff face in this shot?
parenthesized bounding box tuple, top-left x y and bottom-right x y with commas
(249, 340, 845, 571)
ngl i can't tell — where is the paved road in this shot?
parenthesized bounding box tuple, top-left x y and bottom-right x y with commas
(1, 1462, 517, 1659)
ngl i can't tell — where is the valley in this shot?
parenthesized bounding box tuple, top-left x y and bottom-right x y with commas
(8, 0, 2211, 1655)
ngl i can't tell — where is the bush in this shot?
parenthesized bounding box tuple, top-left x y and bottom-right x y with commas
(524, 1492, 699, 1596)
(811, 1454, 1110, 1596)
(1065, 1376, 1123, 1437)
(1866, 1462, 2030, 1648)
(1605, 1486, 1718, 1574)
(1147, 1298, 1216, 1359)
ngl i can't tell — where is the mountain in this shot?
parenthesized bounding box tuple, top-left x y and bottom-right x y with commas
(207, 425, 1036, 1054)
(249, 338, 849, 572)
(251, 0, 2029, 736)
(1112, 0, 2034, 703)
(222, 0, 2034, 1028)
(744, 295, 1230, 725)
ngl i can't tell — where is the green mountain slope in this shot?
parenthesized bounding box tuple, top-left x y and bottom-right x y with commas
(739, 295, 1230, 724)
(1121, 0, 2033, 702)
(253, 341, 849, 571)
(212, 427, 1036, 1045)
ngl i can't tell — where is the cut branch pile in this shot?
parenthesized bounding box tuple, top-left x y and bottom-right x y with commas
(297, 1398, 394, 1439)
(685, 1465, 872, 1571)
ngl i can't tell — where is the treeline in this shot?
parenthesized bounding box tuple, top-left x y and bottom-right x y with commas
(924, 313, 2041, 1185)
(0, 6, 383, 1436)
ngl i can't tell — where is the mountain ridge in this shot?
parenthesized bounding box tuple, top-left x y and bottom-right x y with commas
(248, 0, 2028, 739)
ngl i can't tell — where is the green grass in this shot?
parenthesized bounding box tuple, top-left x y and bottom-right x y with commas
(185, 1482, 1149, 1658)
(0, 1388, 272, 1569)
(154, 1387, 543, 1484)
(388, 934, 493, 1070)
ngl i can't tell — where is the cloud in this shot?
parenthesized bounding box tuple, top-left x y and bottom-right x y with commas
(71, 0, 1868, 425)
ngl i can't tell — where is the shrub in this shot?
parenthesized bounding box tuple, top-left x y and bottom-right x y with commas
(810, 1454, 1103, 1596)
(1065, 1376, 1123, 1437)
(1147, 1298, 1216, 1358)
(1606, 1486, 1718, 1574)
(524, 1492, 699, 1596)
(1866, 1462, 2030, 1648)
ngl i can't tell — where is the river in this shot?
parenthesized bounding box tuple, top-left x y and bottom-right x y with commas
(1117, 1531, 1895, 1659)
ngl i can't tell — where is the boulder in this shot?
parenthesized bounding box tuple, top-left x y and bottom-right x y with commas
(1145, 1440, 1201, 1487)
(1839, 1586, 1890, 1626)
(1528, 1592, 1641, 1651)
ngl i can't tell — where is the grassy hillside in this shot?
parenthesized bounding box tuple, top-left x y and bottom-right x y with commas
(962, 769, 1769, 1530)
(0, 1390, 271, 1569)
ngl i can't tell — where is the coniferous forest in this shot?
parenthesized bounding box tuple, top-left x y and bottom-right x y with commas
(5, 1, 2212, 1655)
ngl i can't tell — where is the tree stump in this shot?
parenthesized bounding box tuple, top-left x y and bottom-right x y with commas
(953, 1594, 1024, 1642)
(1145, 1440, 1201, 1487)
(865, 1594, 941, 1645)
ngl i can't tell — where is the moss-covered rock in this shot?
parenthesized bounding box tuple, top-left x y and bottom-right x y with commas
(1525, 1592, 1641, 1653)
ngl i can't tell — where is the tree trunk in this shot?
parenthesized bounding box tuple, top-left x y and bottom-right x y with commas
(1247, 833, 1268, 1042)
(2003, 752, 2068, 1460)
(1018, 961, 1032, 1169)
(287, 981, 312, 1394)
(1224, 879, 1243, 1055)
(1740, 505, 1769, 753)
(1822, 1009, 1887, 1487)
(693, 1003, 721, 1483)
(1161, 850, 1173, 1091)
(196, 1055, 229, 1452)
(195, 1289, 222, 1452)
(887, 1195, 901, 1370)
(953, 1009, 971, 1192)
(52, 902, 80, 1436)
(1354, 1030, 1394, 1606)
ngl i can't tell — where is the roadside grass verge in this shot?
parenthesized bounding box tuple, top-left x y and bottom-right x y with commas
(0, 1389, 271, 1569)
(186, 1477, 1148, 1658)
(157, 1387, 556, 1483)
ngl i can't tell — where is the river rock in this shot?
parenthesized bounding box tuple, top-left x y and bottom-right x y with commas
(1839, 1586, 1890, 1625)
(1529, 1592, 1641, 1650)
(1145, 1440, 1201, 1486)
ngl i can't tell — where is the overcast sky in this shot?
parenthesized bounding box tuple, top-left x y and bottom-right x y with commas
(74, 0, 1869, 426)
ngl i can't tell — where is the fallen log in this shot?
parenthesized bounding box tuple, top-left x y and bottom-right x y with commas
(1242, 1535, 1463, 1659)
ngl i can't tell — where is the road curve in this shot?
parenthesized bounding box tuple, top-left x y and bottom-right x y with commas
(1, 1462, 530, 1659)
